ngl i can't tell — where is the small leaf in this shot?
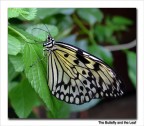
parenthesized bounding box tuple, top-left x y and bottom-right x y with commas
(37, 8, 75, 19)
(77, 8, 103, 25)
(59, 8, 75, 15)
(8, 34, 21, 55)
(126, 51, 136, 87)
(9, 78, 41, 118)
(20, 8, 37, 20)
(94, 25, 105, 42)
(95, 24, 119, 44)
(112, 16, 133, 25)
(107, 36, 118, 44)
(8, 8, 37, 20)
(88, 44, 113, 66)
(8, 8, 20, 18)
(9, 53, 24, 72)
(26, 24, 58, 41)
(37, 8, 61, 19)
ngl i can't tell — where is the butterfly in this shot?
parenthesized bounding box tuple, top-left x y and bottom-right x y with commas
(41, 32, 124, 105)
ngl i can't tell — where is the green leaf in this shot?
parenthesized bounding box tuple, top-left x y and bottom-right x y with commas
(126, 51, 136, 87)
(9, 78, 41, 118)
(112, 16, 133, 25)
(8, 25, 41, 43)
(94, 25, 105, 42)
(37, 8, 61, 19)
(8, 8, 37, 20)
(59, 8, 75, 15)
(19, 8, 37, 20)
(94, 24, 118, 44)
(22, 43, 56, 115)
(56, 16, 73, 38)
(8, 82, 18, 92)
(8, 34, 21, 55)
(8, 8, 20, 18)
(88, 44, 113, 66)
(107, 36, 118, 44)
(26, 24, 58, 41)
(8, 59, 18, 82)
(77, 8, 103, 25)
(37, 8, 75, 19)
(9, 53, 24, 72)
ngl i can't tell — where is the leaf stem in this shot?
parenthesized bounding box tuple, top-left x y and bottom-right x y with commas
(73, 14, 89, 34)
(72, 14, 96, 45)
(89, 25, 97, 45)
(8, 25, 29, 42)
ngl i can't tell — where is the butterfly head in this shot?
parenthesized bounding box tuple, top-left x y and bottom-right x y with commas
(43, 35, 55, 48)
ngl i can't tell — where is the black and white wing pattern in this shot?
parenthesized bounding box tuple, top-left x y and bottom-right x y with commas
(48, 42, 124, 105)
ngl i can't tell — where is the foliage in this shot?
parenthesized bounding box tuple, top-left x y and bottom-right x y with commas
(126, 51, 136, 87)
(8, 8, 37, 20)
(8, 8, 135, 118)
(9, 77, 41, 118)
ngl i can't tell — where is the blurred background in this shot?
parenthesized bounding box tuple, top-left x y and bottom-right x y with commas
(8, 8, 136, 119)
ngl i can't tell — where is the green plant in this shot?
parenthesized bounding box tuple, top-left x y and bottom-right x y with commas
(8, 8, 136, 118)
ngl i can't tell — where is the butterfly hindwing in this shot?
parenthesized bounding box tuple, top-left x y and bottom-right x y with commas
(48, 42, 123, 104)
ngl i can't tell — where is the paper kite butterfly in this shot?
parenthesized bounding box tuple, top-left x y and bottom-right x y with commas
(41, 30, 124, 105)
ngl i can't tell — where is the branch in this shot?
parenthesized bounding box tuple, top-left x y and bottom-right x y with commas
(105, 39, 136, 51)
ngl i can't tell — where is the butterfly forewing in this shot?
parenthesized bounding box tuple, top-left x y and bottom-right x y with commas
(48, 42, 124, 105)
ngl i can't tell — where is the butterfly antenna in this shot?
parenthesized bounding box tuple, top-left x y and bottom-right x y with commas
(44, 24, 52, 36)
(32, 28, 49, 34)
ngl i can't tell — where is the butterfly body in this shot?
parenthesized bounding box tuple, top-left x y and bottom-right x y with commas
(43, 35, 124, 105)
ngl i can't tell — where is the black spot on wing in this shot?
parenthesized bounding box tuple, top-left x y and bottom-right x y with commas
(72, 86, 76, 92)
(64, 53, 69, 57)
(99, 76, 103, 86)
(64, 84, 68, 90)
(83, 80, 87, 85)
(76, 49, 90, 64)
(90, 84, 95, 89)
(80, 86, 84, 91)
(82, 70, 86, 75)
(94, 63, 100, 71)
(87, 77, 92, 82)
(74, 60, 79, 64)
(88, 71, 93, 77)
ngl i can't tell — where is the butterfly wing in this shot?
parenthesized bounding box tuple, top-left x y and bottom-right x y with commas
(48, 42, 124, 104)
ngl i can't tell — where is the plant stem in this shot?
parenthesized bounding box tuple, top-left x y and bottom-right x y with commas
(73, 14, 89, 34)
(8, 25, 29, 42)
(89, 25, 97, 45)
(72, 14, 96, 45)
